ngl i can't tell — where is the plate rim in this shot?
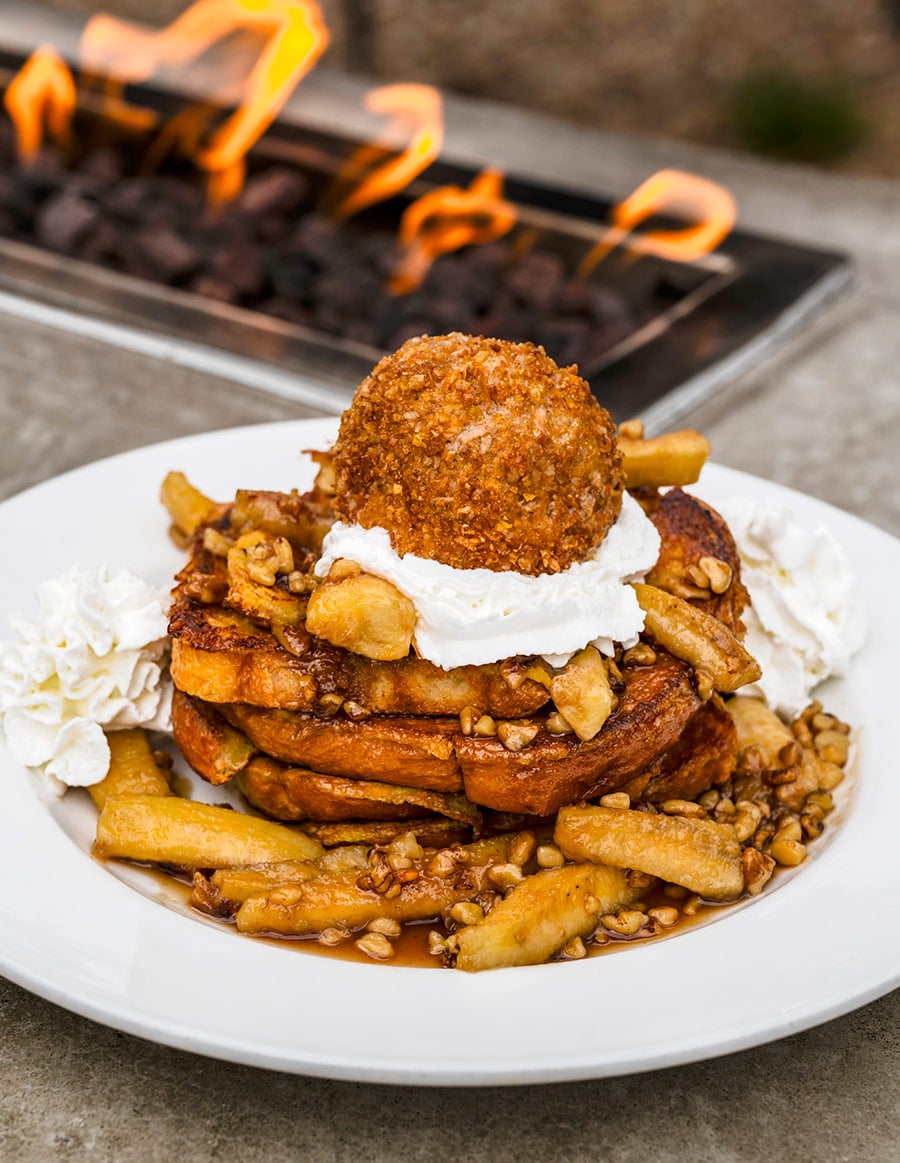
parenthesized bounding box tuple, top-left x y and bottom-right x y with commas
(1, 417, 898, 1086)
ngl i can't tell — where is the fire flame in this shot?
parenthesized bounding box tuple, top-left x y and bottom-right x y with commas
(5, 12, 738, 309)
(333, 84, 444, 221)
(578, 169, 736, 276)
(80, 0, 329, 202)
(3, 45, 76, 163)
(389, 169, 516, 294)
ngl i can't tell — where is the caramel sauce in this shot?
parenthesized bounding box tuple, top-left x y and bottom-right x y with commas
(107, 858, 735, 969)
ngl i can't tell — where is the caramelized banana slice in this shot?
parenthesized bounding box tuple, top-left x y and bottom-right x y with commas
(235, 835, 512, 935)
(89, 729, 173, 811)
(226, 532, 308, 629)
(455, 863, 641, 971)
(619, 430, 710, 489)
(632, 583, 761, 693)
(549, 647, 615, 741)
(726, 696, 795, 766)
(555, 804, 744, 901)
(305, 567, 416, 661)
(94, 795, 324, 866)
(160, 471, 221, 538)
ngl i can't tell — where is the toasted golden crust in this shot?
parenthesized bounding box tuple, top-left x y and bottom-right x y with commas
(456, 653, 701, 815)
(171, 689, 257, 785)
(621, 694, 738, 803)
(170, 601, 549, 718)
(175, 649, 738, 820)
(331, 333, 623, 574)
(237, 756, 481, 824)
(220, 703, 465, 792)
(646, 487, 749, 637)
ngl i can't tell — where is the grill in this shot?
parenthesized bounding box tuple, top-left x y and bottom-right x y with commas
(0, 46, 852, 430)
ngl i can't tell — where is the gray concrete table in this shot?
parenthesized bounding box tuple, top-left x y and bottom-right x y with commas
(2, 83, 899, 1161)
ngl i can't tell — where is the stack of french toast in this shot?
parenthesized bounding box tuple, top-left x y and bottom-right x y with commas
(165, 459, 753, 845)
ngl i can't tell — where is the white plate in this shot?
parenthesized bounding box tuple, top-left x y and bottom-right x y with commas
(1, 419, 898, 1086)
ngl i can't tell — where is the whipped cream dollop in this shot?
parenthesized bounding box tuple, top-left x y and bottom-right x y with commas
(718, 498, 866, 719)
(316, 490, 661, 670)
(0, 565, 172, 795)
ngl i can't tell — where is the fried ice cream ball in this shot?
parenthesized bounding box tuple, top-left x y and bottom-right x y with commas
(331, 333, 624, 575)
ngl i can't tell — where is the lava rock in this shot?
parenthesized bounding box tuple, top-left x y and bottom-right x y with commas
(237, 165, 310, 217)
(120, 226, 201, 282)
(205, 240, 268, 298)
(36, 190, 101, 252)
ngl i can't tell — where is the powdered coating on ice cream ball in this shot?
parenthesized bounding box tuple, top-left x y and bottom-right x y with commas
(331, 333, 624, 575)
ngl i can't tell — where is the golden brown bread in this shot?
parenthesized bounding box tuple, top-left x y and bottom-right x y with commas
(620, 694, 738, 803)
(646, 487, 749, 636)
(174, 669, 735, 821)
(237, 756, 482, 825)
(220, 702, 465, 792)
(171, 689, 257, 786)
(169, 559, 550, 718)
(455, 653, 701, 814)
(179, 650, 706, 815)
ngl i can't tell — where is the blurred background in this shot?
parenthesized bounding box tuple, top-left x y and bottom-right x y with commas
(42, 0, 900, 176)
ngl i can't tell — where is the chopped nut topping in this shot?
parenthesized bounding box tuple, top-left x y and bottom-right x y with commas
(488, 862, 525, 891)
(508, 832, 536, 867)
(449, 901, 484, 927)
(622, 642, 657, 667)
(698, 555, 733, 594)
(316, 693, 344, 716)
(599, 792, 631, 809)
(473, 714, 497, 737)
(367, 917, 402, 938)
(459, 705, 481, 736)
(602, 909, 647, 936)
(560, 936, 587, 960)
(536, 844, 566, 869)
(662, 798, 708, 820)
(497, 721, 539, 751)
(742, 848, 775, 895)
(318, 927, 350, 946)
(355, 932, 395, 960)
(545, 711, 574, 735)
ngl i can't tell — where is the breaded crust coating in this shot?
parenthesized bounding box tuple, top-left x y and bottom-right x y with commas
(331, 333, 624, 574)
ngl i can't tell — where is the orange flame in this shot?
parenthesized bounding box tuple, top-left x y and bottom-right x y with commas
(389, 169, 516, 294)
(333, 84, 443, 221)
(3, 45, 76, 163)
(80, 0, 329, 203)
(578, 169, 736, 276)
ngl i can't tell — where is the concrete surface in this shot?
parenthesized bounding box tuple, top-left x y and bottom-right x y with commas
(1, 72, 899, 1163)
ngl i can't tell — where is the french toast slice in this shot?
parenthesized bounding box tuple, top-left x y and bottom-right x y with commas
(237, 756, 482, 825)
(170, 595, 550, 717)
(219, 702, 465, 791)
(645, 487, 749, 635)
(169, 523, 550, 717)
(454, 652, 701, 814)
(620, 694, 738, 803)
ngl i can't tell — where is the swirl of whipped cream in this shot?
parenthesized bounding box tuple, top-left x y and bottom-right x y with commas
(0, 565, 172, 794)
(316, 490, 661, 670)
(717, 498, 867, 718)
